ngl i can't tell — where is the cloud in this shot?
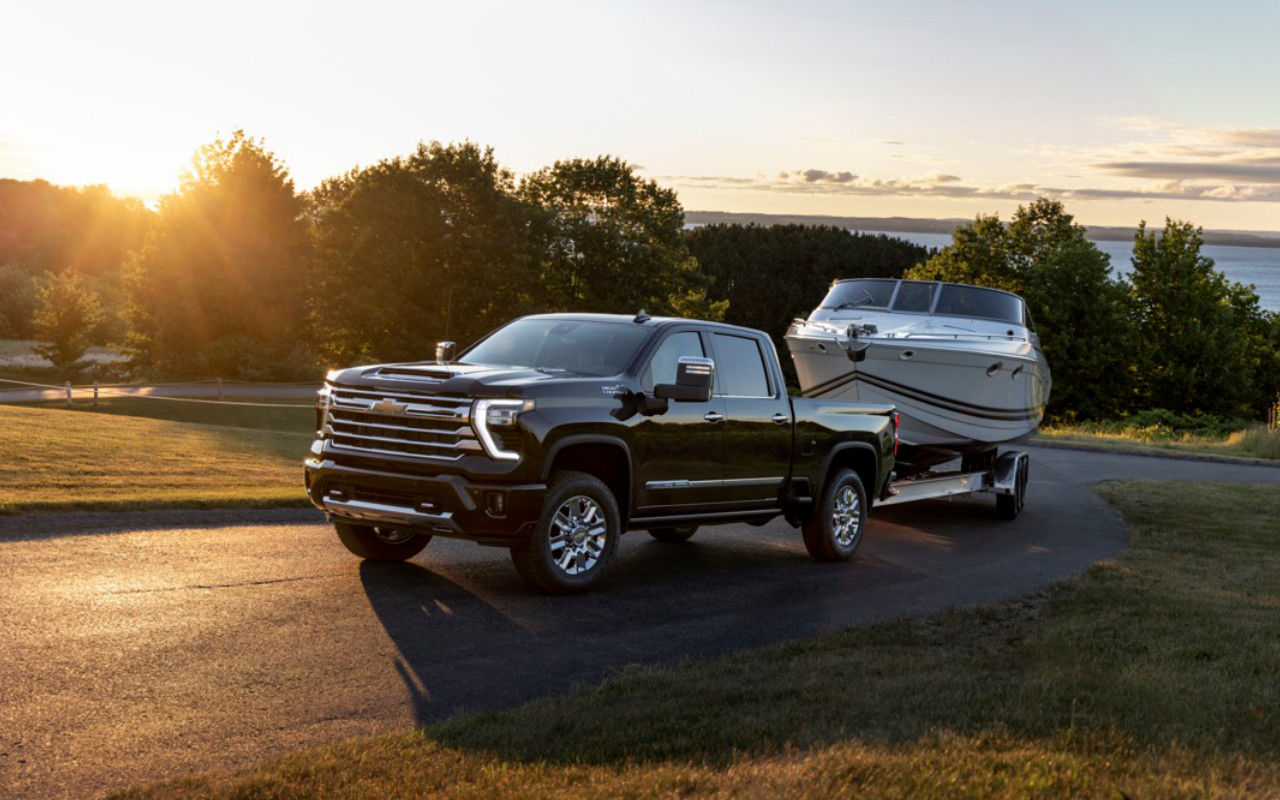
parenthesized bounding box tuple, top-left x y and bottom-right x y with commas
(1095, 160, 1280, 184)
(790, 169, 856, 183)
(653, 119, 1280, 207)
(658, 170, 1280, 204)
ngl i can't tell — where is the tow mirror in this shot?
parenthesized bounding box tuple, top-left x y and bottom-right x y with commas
(435, 340, 456, 363)
(654, 356, 714, 402)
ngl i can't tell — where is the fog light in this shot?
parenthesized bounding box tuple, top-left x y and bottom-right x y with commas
(484, 491, 506, 517)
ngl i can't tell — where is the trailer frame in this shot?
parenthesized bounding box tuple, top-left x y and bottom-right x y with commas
(877, 449, 1029, 519)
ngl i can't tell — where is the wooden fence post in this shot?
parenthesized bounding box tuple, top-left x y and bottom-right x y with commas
(93, 380, 99, 407)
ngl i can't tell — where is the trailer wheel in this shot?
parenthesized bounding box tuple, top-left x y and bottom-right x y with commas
(802, 468, 867, 562)
(648, 525, 698, 543)
(334, 522, 431, 561)
(996, 457, 1028, 519)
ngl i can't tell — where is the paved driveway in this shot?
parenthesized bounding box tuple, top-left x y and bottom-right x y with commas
(2, 446, 1277, 799)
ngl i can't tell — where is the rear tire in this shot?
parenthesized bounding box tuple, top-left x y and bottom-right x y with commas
(802, 469, 867, 562)
(334, 522, 431, 561)
(511, 471, 621, 594)
(648, 525, 698, 543)
(996, 457, 1028, 520)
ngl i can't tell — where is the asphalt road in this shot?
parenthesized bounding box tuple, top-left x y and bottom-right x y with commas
(2, 446, 1278, 800)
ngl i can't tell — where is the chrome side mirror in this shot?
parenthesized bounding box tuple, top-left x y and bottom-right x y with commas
(435, 340, 456, 363)
(654, 356, 714, 402)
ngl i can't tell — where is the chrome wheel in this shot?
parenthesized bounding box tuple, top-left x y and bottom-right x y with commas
(548, 495, 608, 576)
(831, 484, 862, 547)
(372, 527, 415, 545)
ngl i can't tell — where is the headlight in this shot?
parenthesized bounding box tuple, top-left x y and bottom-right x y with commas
(315, 385, 332, 436)
(473, 398, 534, 461)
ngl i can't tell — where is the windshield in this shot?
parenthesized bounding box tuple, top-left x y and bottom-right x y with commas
(461, 318, 651, 376)
(820, 279, 896, 310)
(933, 284, 1024, 324)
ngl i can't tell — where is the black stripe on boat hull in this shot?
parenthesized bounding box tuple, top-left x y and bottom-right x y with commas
(803, 369, 1041, 422)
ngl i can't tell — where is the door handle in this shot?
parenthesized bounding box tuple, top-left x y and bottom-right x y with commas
(771, 413, 789, 424)
(703, 411, 724, 423)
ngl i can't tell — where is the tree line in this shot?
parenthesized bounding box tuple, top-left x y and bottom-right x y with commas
(3, 133, 1277, 420)
(907, 199, 1280, 419)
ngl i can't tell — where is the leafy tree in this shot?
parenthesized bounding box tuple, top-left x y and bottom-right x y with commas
(686, 224, 929, 378)
(0, 265, 39, 339)
(0, 179, 151, 278)
(33, 270, 104, 371)
(125, 131, 310, 378)
(1129, 219, 1276, 415)
(908, 198, 1135, 419)
(308, 141, 537, 363)
(520, 156, 724, 320)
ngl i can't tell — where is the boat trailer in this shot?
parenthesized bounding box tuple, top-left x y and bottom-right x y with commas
(878, 449, 1030, 520)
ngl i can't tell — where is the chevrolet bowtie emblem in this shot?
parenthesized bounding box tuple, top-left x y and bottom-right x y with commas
(369, 398, 409, 415)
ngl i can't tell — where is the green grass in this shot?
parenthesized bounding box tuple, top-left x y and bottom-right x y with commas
(1038, 422, 1280, 461)
(23, 394, 316, 433)
(0, 403, 312, 513)
(112, 482, 1280, 799)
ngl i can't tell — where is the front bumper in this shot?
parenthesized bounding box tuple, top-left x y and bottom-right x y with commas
(304, 445, 546, 545)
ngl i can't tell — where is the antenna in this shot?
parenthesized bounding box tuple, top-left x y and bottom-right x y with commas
(633, 309, 651, 323)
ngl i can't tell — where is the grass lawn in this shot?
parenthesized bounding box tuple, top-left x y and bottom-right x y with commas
(23, 394, 316, 434)
(112, 481, 1280, 799)
(1038, 423, 1280, 461)
(1, 403, 312, 513)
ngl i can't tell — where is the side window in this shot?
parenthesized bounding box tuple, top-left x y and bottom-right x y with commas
(712, 333, 771, 397)
(641, 331, 705, 391)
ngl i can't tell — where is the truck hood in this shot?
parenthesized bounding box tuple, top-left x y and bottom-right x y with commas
(326, 361, 593, 396)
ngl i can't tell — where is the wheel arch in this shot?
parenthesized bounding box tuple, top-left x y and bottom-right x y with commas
(818, 441, 880, 505)
(542, 435, 634, 522)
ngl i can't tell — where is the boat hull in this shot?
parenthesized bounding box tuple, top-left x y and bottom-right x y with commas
(787, 332, 1051, 452)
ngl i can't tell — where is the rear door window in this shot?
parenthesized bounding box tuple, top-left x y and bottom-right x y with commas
(712, 333, 771, 397)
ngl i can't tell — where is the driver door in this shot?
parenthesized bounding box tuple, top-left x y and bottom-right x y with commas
(631, 329, 730, 513)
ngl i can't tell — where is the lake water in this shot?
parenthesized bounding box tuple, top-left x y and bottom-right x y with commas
(860, 229, 1280, 312)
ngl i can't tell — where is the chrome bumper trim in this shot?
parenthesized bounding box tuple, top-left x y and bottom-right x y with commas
(320, 496, 461, 533)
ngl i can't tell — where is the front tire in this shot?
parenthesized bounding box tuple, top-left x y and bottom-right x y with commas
(511, 471, 621, 594)
(648, 525, 698, 543)
(334, 522, 431, 561)
(802, 469, 867, 562)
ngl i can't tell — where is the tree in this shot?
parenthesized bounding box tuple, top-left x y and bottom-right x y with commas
(125, 131, 310, 379)
(686, 224, 930, 381)
(908, 198, 1135, 419)
(32, 270, 104, 371)
(1129, 219, 1275, 415)
(0, 265, 39, 339)
(308, 141, 537, 363)
(520, 156, 724, 320)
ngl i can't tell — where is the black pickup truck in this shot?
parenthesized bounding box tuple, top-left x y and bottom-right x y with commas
(305, 312, 897, 592)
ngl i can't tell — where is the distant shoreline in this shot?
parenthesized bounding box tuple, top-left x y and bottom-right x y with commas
(685, 211, 1280, 250)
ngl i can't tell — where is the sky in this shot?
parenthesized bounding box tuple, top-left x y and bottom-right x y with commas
(3, 0, 1279, 230)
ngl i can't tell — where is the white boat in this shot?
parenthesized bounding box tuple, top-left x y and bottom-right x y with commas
(786, 278, 1051, 474)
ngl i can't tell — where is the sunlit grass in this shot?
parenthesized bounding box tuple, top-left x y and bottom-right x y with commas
(23, 394, 316, 433)
(112, 482, 1280, 799)
(0, 404, 310, 513)
(1039, 421, 1280, 461)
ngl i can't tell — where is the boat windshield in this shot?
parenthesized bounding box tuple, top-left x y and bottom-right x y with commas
(820, 279, 896, 310)
(934, 284, 1024, 325)
(818, 279, 1027, 326)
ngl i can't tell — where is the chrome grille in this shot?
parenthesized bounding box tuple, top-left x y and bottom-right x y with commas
(326, 387, 479, 460)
